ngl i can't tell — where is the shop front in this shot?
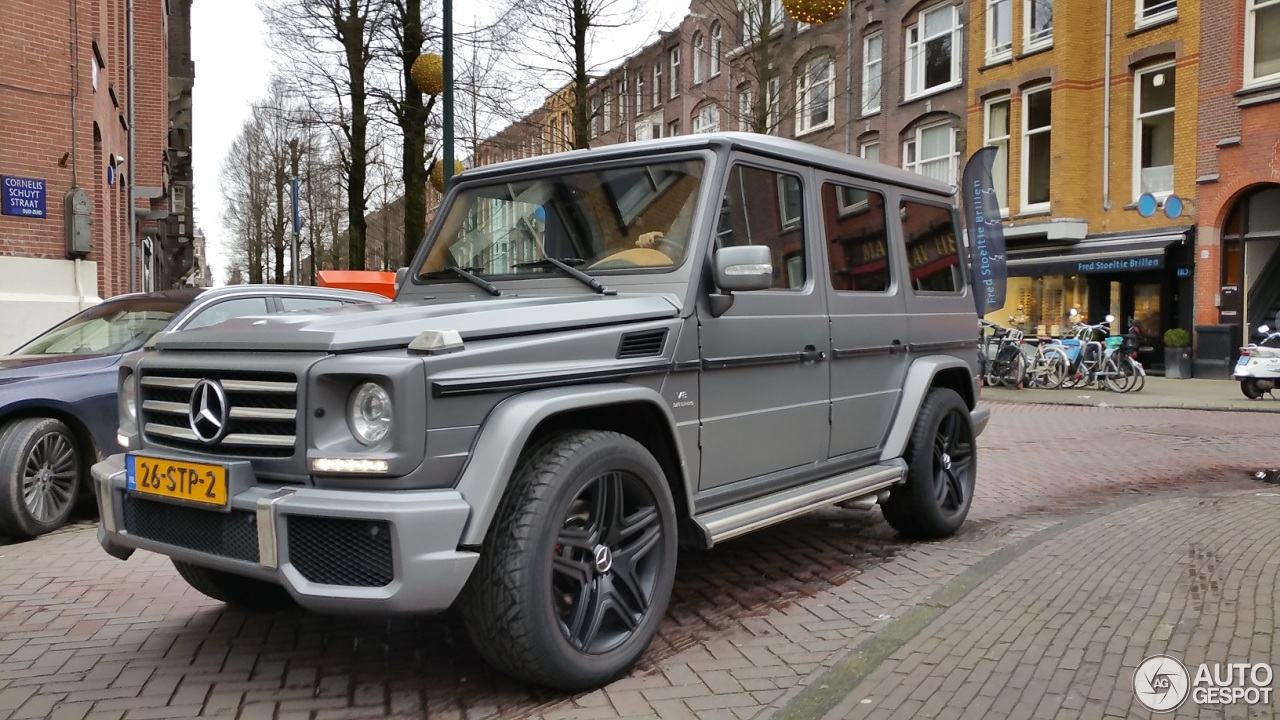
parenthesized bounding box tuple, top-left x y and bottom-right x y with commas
(982, 229, 1194, 372)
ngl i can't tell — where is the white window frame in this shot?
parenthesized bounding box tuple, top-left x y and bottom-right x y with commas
(636, 73, 645, 116)
(693, 105, 721, 134)
(668, 119, 681, 136)
(603, 90, 613, 132)
(905, 3, 963, 100)
(777, 175, 803, 230)
(795, 56, 836, 135)
(983, 95, 1011, 215)
(766, 77, 781, 134)
(1132, 63, 1176, 200)
(738, 86, 754, 131)
(591, 96, 602, 137)
(1024, 0, 1053, 50)
(653, 62, 662, 107)
(711, 23, 723, 76)
(1021, 84, 1052, 212)
(860, 139, 880, 162)
(669, 47, 681, 99)
(862, 32, 883, 115)
(693, 32, 705, 84)
(1136, 0, 1177, 27)
(1246, 0, 1280, 87)
(986, 0, 1012, 62)
(902, 122, 959, 185)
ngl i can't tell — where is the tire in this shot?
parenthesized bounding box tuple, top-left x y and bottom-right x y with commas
(1103, 355, 1133, 393)
(0, 418, 82, 538)
(460, 430, 678, 691)
(881, 388, 976, 539)
(1041, 348, 1069, 390)
(1242, 379, 1265, 400)
(172, 560, 296, 611)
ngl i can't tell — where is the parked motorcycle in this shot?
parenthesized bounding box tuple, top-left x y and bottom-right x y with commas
(1235, 313, 1280, 400)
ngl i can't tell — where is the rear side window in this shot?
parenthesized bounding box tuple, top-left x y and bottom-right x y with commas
(280, 297, 345, 312)
(184, 297, 270, 330)
(900, 199, 962, 294)
(716, 164, 807, 290)
(822, 182, 890, 293)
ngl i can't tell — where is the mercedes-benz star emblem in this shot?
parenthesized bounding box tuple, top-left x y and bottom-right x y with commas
(188, 379, 229, 443)
(593, 545, 613, 574)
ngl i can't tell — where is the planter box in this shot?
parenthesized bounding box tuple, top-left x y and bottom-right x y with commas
(1165, 347, 1193, 379)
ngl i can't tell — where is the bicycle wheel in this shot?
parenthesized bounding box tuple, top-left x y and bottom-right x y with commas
(1038, 347, 1069, 390)
(1103, 354, 1135, 393)
(1127, 357, 1146, 392)
(998, 347, 1027, 388)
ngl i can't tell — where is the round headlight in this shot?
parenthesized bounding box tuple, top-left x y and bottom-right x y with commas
(349, 382, 393, 445)
(122, 375, 137, 422)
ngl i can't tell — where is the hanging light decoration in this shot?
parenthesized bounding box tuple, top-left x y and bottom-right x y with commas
(411, 53, 445, 96)
(781, 0, 845, 25)
(430, 159, 465, 193)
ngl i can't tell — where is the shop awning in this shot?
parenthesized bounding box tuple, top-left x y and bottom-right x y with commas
(1006, 231, 1187, 276)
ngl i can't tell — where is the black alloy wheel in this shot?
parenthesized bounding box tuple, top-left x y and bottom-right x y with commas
(881, 388, 976, 539)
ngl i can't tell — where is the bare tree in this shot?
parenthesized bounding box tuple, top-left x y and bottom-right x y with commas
(511, 0, 653, 150)
(695, 0, 796, 134)
(261, 0, 385, 271)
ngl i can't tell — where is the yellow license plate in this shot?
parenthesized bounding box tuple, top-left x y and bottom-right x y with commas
(126, 455, 228, 507)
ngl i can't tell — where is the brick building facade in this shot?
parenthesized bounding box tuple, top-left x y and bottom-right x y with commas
(1191, 0, 1280, 376)
(966, 0, 1199, 371)
(0, 0, 180, 352)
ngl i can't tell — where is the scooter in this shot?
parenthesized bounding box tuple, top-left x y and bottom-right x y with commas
(1234, 314, 1280, 400)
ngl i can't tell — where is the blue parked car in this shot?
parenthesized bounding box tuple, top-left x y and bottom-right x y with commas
(0, 284, 388, 539)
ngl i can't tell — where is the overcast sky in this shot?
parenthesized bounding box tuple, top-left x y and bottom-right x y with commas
(190, 0, 691, 285)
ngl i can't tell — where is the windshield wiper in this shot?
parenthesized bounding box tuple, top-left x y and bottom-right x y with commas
(513, 257, 616, 296)
(420, 266, 501, 296)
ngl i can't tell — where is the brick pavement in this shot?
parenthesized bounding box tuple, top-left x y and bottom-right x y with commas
(808, 492, 1280, 720)
(0, 404, 1273, 720)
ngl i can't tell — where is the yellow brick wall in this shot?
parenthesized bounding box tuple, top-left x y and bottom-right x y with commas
(967, 0, 1199, 234)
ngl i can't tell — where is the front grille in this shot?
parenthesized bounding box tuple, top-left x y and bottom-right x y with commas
(122, 495, 259, 563)
(287, 516, 393, 587)
(139, 370, 298, 458)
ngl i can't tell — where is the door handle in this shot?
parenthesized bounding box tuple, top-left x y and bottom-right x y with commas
(800, 345, 827, 362)
(891, 339, 905, 354)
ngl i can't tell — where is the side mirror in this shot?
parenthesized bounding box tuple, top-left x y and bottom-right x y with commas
(394, 267, 409, 293)
(714, 245, 773, 292)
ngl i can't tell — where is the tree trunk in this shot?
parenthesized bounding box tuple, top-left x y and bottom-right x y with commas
(400, 0, 428, 267)
(340, 5, 369, 271)
(273, 160, 286, 284)
(571, 0, 590, 150)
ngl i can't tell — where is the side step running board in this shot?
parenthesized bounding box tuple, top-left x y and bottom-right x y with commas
(692, 461, 906, 547)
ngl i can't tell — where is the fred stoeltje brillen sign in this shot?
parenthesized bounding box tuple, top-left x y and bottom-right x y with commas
(1, 175, 47, 219)
(960, 147, 1007, 315)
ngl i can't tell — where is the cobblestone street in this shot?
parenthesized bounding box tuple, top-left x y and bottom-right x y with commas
(0, 402, 1274, 720)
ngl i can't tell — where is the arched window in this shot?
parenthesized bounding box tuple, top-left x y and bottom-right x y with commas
(711, 23, 722, 76)
(693, 32, 705, 84)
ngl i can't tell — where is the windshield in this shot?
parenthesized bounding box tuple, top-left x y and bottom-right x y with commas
(9, 297, 190, 356)
(418, 158, 705, 280)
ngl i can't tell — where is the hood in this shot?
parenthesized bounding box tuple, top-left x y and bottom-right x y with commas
(0, 353, 121, 386)
(155, 294, 682, 353)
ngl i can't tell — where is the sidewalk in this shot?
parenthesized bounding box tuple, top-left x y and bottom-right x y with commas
(768, 489, 1280, 719)
(981, 376, 1280, 412)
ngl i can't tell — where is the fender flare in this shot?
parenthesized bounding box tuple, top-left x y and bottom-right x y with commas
(879, 355, 975, 462)
(455, 383, 693, 547)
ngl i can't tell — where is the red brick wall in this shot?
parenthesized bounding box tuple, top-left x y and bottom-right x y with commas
(0, 0, 167, 299)
(1194, 0, 1280, 328)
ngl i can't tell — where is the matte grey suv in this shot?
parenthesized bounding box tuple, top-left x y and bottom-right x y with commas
(93, 133, 989, 691)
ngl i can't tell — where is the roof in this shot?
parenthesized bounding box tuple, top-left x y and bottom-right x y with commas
(461, 132, 957, 197)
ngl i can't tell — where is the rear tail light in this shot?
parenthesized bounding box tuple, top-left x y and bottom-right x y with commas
(1241, 349, 1251, 357)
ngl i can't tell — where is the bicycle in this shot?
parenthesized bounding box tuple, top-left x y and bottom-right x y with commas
(1018, 338, 1070, 389)
(979, 320, 1026, 388)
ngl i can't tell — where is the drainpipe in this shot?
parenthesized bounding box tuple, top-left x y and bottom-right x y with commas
(844, 1, 854, 155)
(1102, 0, 1113, 212)
(126, 0, 137, 292)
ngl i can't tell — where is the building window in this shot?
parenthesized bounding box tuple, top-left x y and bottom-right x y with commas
(1134, 64, 1175, 198)
(693, 105, 721, 133)
(987, 0, 1012, 61)
(739, 0, 787, 42)
(591, 96, 602, 137)
(636, 73, 645, 116)
(693, 32, 705, 84)
(984, 95, 1010, 212)
(620, 74, 629, 130)
(1022, 85, 1052, 210)
(603, 90, 613, 131)
(1025, 0, 1053, 49)
(653, 62, 662, 107)
(669, 47, 680, 98)
(635, 112, 663, 140)
(862, 32, 883, 115)
(711, 23, 723, 75)
(824, 183, 890, 292)
(738, 86, 754, 130)
(550, 118, 559, 151)
(860, 139, 880, 162)
(668, 119, 681, 136)
(1246, 0, 1280, 87)
(905, 3, 962, 99)
(1137, 0, 1176, 26)
(795, 56, 835, 134)
(903, 123, 958, 184)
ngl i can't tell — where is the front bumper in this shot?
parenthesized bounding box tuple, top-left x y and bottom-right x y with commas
(92, 453, 478, 614)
